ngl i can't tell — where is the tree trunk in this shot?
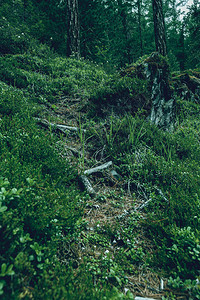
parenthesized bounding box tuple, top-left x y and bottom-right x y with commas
(67, 0, 80, 58)
(178, 25, 185, 71)
(23, 0, 27, 22)
(137, 0, 143, 56)
(117, 0, 131, 65)
(152, 0, 167, 56)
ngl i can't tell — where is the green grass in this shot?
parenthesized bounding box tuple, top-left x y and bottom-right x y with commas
(86, 109, 200, 278)
(0, 53, 118, 104)
(0, 49, 200, 298)
(0, 84, 82, 298)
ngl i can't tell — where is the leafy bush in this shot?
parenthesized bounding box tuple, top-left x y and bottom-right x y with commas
(0, 85, 85, 298)
(88, 109, 200, 280)
(166, 226, 200, 278)
(0, 17, 30, 55)
(0, 54, 117, 104)
(167, 276, 200, 299)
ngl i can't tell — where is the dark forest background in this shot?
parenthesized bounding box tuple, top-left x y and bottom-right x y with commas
(1, 0, 199, 70)
(0, 1, 200, 299)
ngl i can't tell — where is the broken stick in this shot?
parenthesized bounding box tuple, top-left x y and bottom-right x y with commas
(84, 161, 112, 175)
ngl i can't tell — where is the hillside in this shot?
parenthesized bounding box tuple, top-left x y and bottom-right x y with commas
(0, 45, 200, 300)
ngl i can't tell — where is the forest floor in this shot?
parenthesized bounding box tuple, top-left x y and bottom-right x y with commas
(38, 95, 189, 300)
(1, 52, 199, 299)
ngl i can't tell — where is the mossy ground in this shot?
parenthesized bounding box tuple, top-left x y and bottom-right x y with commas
(0, 50, 200, 299)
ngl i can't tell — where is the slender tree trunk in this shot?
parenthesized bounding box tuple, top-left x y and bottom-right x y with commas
(67, 0, 80, 58)
(137, 0, 143, 56)
(193, 0, 198, 8)
(178, 25, 185, 70)
(117, 0, 131, 65)
(152, 0, 167, 56)
(23, 0, 26, 22)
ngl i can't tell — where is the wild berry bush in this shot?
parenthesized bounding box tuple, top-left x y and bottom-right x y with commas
(88, 109, 200, 280)
(0, 84, 84, 298)
(0, 82, 130, 299)
(0, 53, 118, 104)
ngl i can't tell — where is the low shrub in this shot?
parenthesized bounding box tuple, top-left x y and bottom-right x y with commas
(0, 85, 86, 298)
(87, 110, 200, 280)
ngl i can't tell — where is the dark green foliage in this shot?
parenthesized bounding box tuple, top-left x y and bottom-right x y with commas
(0, 53, 118, 104)
(0, 0, 199, 294)
(0, 85, 83, 297)
(185, 5, 200, 69)
(87, 99, 200, 279)
(0, 18, 30, 55)
(0, 0, 198, 70)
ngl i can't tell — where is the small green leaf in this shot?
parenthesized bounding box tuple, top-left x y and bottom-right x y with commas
(29, 255, 34, 261)
(0, 280, 5, 295)
(1, 264, 7, 276)
(0, 280, 5, 289)
(6, 265, 15, 276)
(0, 203, 7, 213)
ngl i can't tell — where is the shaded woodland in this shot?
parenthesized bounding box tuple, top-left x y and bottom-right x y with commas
(0, 0, 200, 299)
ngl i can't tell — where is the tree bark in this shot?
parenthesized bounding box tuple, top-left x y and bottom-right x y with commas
(152, 0, 167, 56)
(117, 0, 131, 65)
(67, 0, 80, 58)
(137, 0, 143, 56)
(178, 25, 185, 71)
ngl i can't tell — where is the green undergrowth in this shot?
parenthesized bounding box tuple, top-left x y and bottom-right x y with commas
(85, 104, 200, 282)
(0, 50, 200, 298)
(0, 84, 129, 299)
(0, 52, 118, 104)
(0, 51, 147, 114)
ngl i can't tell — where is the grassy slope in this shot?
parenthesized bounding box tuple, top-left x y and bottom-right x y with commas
(0, 50, 200, 299)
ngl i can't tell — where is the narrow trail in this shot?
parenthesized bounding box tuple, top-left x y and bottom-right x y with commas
(39, 96, 187, 299)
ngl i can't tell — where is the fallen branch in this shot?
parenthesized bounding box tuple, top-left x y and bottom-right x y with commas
(134, 198, 153, 211)
(156, 188, 169, 203)
(35, 118, 67, 134)
(78, 175, 96, 197)
(35, 118, 86, 134)
(135, 188, 168, 211)
(117, 198, 153, 219)
(84, 161, 112, 175)
(57, 124, 86, 133)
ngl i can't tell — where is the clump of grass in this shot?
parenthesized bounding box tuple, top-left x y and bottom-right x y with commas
(1, 48, 200, 298)
(88, 108, 200, 280)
